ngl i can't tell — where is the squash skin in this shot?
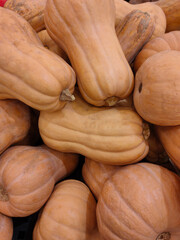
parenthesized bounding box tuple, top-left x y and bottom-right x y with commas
(134, 31, 180, 71)
(0, 145, 79, 217)
(33, 180, 99, 240)
(0, 99, 31, 154)
(0, 213, 13, 240)
(155, 125, 180, 169)
(114, 0, 166, 39)
(4, 0, 46, 32)
(39, 90, 149, 165)
(133, 50, 180, 126)
(0, 7, 76, 112)
(44, 0, 134, 107)
(97, 162, 180, 240)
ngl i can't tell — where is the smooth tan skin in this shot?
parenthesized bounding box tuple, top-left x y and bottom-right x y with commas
(44, 0, 134, 107)
(134, 50, 180, 126)
(0, 99, 31, 154)
(0, 8, 76, 112)
(0, 145, 79, 217)
(155, 125, 180, 169)
(97, 162, 180, 240)
(4, 0, 46, 32)
(39, 90, 149, 165)
(33, 180, 99, 240)
(0, 213, 13, 240)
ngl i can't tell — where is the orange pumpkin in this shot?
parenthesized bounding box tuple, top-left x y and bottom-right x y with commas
(97, 162, 180, 240)
(0, 145, 79, 217)
(0, 213, 13, 240)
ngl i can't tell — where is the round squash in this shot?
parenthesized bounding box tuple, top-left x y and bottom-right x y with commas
(44, 0, 134, 107)
(0, 7, 76, 112)
(0, 213, 13, 240)
(33, 180, 99, 240)
(133, 50, 180, 126)
(0, 145, 79, 217)
(97, 162, 180, 240)
(39, 89, 149, 165)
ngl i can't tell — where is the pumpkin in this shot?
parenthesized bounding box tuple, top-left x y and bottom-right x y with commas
(44, 0, 134, 107)
(0, 7, 76, 112)
(155, 125, 180, 169)
(38, 29, 69, 62)
(33, 179, 99, 240)
(39, 89, 149, 165)
(0, 99, 31, 154)
(4, 0, 46, 32)
(133, 50, 180, 126)
(156, 0, 180, 32)
(0, 213, 13, 240)
(114, 0, 166, 38)
(116, 10, 155, 64)
(0, 145, 79, 217)
(96, 162, 180, 240)
(134, 31, 180, 71)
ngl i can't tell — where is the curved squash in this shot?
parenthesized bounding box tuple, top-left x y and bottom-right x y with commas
(97, 162, 180, 240)
(39, 90, 149, 165)
(0, 145, 79, 217)
(44, 0, 134, 107)
(0, 8, 76, 112)
(0, 213, 13, 240)
(4, 0, 46, 32)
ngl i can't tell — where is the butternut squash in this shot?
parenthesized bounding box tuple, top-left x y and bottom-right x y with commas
(0, 213, 13, 240)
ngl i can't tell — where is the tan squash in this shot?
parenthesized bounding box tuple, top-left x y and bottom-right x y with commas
(0, 213, 13, 240)
(33, 180, 100, 240)
(133, 50, 180, 126)
(39, 90, 149, 165)
(38, 29, 69, 62)
(116, 10, 155, 64)
(0, 7, 76, 112)
(4, 0, 46, 32)
(155, 125, 180, 169)
(134, 31, 180, 71)
(0, 99, 31, 154)
(44, 0, 134, 107)
(97, 162, 180, 240)
(114, 0, 166, 38)
(0, 145, 79, 217)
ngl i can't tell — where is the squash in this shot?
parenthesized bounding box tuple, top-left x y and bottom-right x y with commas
(33, 179, 99, 240)
(156, 0, 180, 32)
(0, 7, 76, 112)
(155, 125, 180, 169)
(38, 29, 69, 62)
(39, 89, 149, 165)
(116, 10, 155, 64)
(0, 213, 13, 240)
(0, 145, 79, 217)
(4, 0, 46, 32)
(97, 162, 180, 240)
(133, 50, 180, 126)
(0, 99, 31, 154)
(134, 31, 180, 71)
(114, 0, 166, 38)
(44, 0, 134, 107)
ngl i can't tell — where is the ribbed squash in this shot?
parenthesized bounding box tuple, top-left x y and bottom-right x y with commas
(0, 7, 76, 112)
(39, 90, 149, 165)
(0, 213, 13, 240)
(33, 180, 99, 240)
(0, 145, 79, 217)
(155, 125, 180, 169)
(97, 162, 180, 240)
(0, 99, 30, 154)
(134, 31, 180, 71)
(4, 0, 46, 32)
(44, 0, 134, 107)
(114, 0, 166, 38)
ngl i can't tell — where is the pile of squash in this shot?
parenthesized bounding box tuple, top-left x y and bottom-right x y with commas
(0, 0, 180, 239)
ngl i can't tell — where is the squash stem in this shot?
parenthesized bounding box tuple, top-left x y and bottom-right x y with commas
(60, 89, 75, 102)
(156, 232, 171, 240)
(142, 122, 150, 140)
(0, 185, 8, 201)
